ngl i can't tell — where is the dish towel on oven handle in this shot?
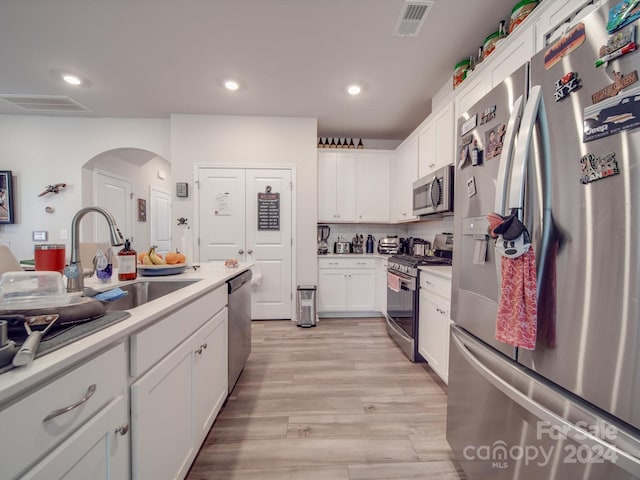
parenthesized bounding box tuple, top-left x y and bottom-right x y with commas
(488, 211, 538, 350)
(387, 272, 401, 293)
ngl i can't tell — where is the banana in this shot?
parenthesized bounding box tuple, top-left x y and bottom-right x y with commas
(142, 255, 153, 265)
(149, 247, 166, 265)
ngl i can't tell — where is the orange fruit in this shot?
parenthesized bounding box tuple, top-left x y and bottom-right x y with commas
(176, 253, 186, 264)
(165, 252, 179, 265)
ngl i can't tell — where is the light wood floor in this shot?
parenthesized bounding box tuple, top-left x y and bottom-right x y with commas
(186, 317, 467, 480)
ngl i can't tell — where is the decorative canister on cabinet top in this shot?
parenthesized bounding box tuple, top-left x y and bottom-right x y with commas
(453, 58, 471, 89)
(509, 0, 539, 33)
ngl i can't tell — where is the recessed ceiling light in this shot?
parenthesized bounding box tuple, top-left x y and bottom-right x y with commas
(225, 80, 239, 91)
(347, 84, 362, 96)
(62, 74, 83, 86)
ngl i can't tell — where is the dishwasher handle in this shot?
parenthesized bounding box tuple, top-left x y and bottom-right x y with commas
(228, 269, 253, 294)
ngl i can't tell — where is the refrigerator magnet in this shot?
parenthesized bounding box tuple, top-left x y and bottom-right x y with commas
(606, 0, 640, 33)
(460, 114, 477, 137)
(579, 152, 619, 184)
(544, 23, 586, 70)
(591, 70, 638, 104)
(554, 72, 582, 101)
(583, 84, 640, 142)
(466, 176, 477, 197)
(480, 105, 497, 125)
(484, 124, 506, 160)
(595, 25, 636, 67)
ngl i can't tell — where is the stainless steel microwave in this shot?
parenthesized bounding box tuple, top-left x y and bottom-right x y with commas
(412, 165, 454, 216)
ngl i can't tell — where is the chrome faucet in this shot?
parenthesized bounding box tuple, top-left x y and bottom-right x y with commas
(65, 207, 125, 292)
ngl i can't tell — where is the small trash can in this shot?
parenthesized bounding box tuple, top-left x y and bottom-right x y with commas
(297, 285, 317, 328)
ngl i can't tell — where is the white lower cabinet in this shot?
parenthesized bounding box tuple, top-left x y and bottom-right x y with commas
(21, 395, 129, 480)
(131, 307, 228, 480)
(0, 343, 128, 480)
(418, 269, 452, 384)
(318, 258, 377, 314)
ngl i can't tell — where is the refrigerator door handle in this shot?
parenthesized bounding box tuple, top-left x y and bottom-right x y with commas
(494, 94, 525, 215)
(451, 327, 640, 476)
(509, 85, 543, 218)
(493, 94, 525, 286)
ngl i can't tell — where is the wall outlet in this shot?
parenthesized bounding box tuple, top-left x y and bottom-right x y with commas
(60, 229, 68, 240)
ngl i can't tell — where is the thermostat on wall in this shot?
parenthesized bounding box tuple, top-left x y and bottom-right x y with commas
(176, 182, 189, 198)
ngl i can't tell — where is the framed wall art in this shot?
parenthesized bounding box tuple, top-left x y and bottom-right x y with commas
(138, 198, 147, 222)
(0, 171, 15, 224)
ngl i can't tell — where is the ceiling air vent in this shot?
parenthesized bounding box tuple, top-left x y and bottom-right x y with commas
(0, 94, 90, 112)
(393, 0, 434, 37)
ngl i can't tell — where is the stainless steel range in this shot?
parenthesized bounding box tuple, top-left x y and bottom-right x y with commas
(386, 245, 452, 362)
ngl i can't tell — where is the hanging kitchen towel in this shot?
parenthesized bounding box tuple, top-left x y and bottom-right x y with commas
(387, 272, 401, 293)
(489, 212, 538, 350)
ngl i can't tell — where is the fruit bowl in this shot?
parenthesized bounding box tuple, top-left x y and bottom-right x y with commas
(137, 263, 187, 276)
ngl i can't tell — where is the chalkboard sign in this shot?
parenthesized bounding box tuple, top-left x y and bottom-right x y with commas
(257, 190, 280, 230)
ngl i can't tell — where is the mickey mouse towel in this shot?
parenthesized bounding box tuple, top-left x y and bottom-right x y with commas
(487, 212, 538, 350)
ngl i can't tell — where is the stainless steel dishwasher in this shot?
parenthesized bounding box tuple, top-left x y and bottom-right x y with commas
(227, 269, 252, 394)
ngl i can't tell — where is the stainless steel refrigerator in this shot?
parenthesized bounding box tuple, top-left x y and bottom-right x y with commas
(448, 1, 640, 478)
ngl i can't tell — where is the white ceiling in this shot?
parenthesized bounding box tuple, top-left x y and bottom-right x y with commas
(0, 0, 517, 140)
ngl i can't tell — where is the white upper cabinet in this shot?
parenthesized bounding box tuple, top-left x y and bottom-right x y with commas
(318, 151, 356, 222)
(486, 25, 535, 88)
(318, 149, 392, 223)
(533, 0, 601, 53)
(419, 102, 454, 177)
(356, 152, 391, 222)
(394, 135, 418, 222)
(454, 70, 490, 120)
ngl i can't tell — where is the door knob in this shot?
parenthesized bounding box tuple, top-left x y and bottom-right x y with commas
(115, 424, 129, 436)
(238, 249, 244, 254)
(248, 249, 253, 254)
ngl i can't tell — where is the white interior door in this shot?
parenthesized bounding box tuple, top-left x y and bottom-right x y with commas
(150, 187, 172, 254)
(246, 169, 292, 320)
(95, 171, 132, 242)
(198, 166, 293, 320)
(198, 168, 246, 261)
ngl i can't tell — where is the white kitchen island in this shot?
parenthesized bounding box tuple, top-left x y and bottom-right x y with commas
(0, 261, 252, 480)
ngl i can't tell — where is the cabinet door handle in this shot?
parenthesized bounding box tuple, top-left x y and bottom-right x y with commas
(238, 249, 244, 254)
(43, 384, 97, 422)
(202, 342, 208, 350)
(425, 280, 434, 286)
(429, 163, 436, 168)
(115, 423, 130, 436)
(247, 249, 253, 254)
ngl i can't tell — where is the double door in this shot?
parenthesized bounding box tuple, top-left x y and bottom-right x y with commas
(198, 167, 293, 319)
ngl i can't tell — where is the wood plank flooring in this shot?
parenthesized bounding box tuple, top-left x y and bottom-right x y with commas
(186, 317, 467, 480)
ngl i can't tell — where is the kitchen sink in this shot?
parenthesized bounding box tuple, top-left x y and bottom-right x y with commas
(102, 280, 201, 311)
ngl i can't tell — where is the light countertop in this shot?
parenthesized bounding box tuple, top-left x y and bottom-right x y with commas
(0, 262, 253, 404)
(318, 253, 391, 259)
(419, 265, 452, 279)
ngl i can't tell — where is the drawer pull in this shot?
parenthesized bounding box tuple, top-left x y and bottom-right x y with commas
(115, 423, 129, 436)
(436, 308, 446, 315)
(43, 384, 97, 422)
(195, 342, 208, 355)
(425, 280, 434, 286)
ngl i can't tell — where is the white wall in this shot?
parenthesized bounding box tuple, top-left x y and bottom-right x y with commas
(82, 150, 172, 249)
(170, 114, 318, 286)
(0, 115, 169, 260)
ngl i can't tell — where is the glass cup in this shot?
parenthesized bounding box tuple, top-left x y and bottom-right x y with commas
(34, 244, 66, 274)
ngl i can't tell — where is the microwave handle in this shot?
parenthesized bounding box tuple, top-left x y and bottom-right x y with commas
(430, 177, 439, 207)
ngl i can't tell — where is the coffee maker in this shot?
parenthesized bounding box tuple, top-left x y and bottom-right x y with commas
(317, 225, 330, 254)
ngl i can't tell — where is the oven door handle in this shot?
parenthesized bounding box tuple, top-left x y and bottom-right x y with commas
(387, 273, 416, 291)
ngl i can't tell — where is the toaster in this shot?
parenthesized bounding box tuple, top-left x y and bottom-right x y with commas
(334, 241, 352, 254)
(377, 236, 400, 254)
